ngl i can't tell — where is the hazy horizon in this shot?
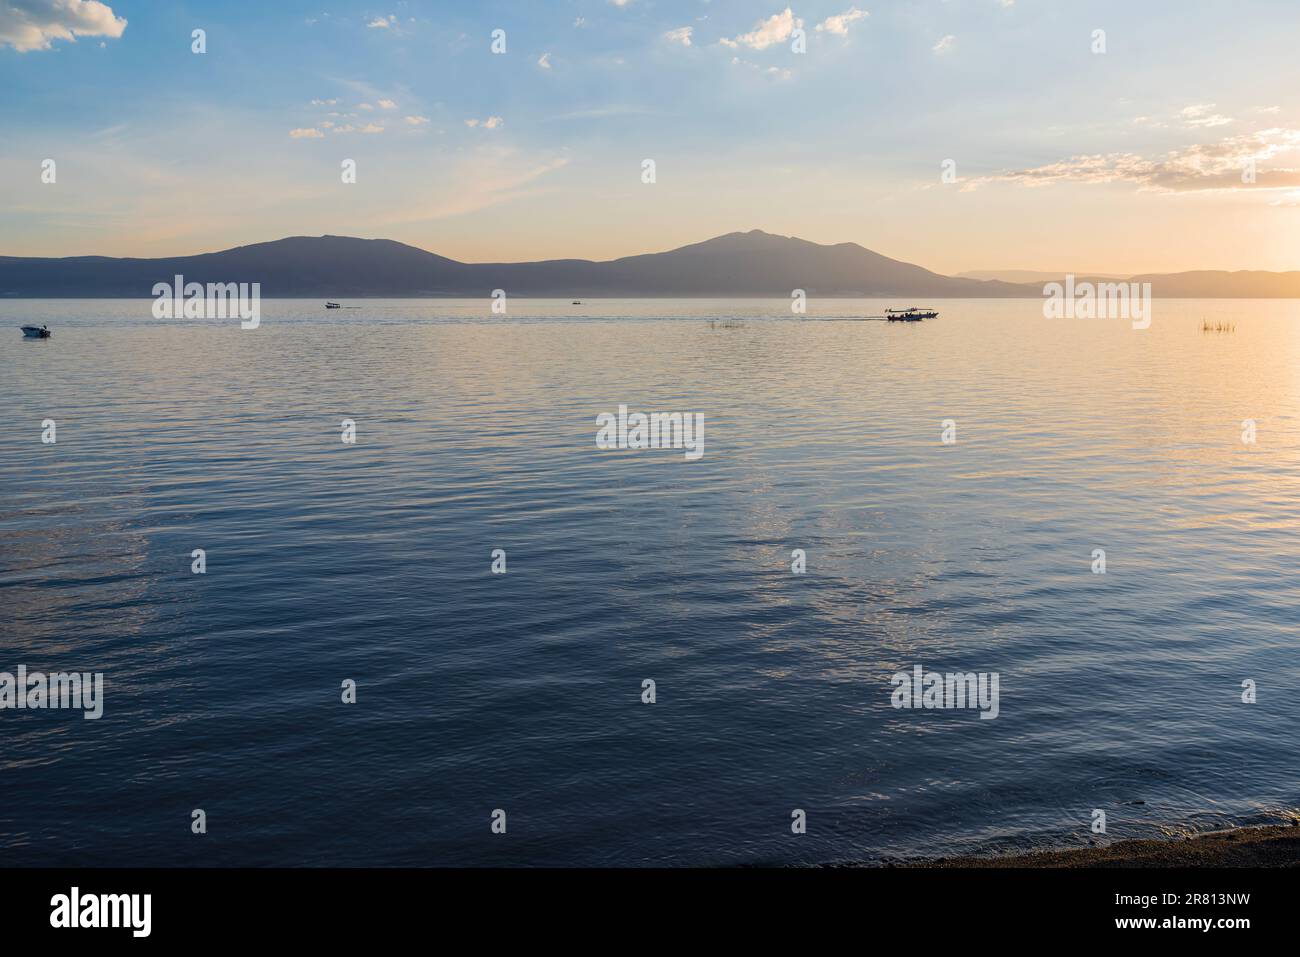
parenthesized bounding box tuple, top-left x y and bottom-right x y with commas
(4, 1, 1300, 274)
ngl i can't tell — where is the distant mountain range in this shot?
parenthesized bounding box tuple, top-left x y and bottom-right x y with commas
(956, 269, 1132, 283)
(3, 230, 1300, 298)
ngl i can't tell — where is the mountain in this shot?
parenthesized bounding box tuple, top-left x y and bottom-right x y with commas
(1125, 270, 1300, 298)
(958, 267, 1300, 296)
(0, 236, 470, 298)
(0, 231, 1025, 298)
(2, 231, 1298, 297)
(956, 269, 1131, 283)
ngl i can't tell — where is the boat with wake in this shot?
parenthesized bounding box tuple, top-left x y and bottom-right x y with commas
(885, 307, 938, 321)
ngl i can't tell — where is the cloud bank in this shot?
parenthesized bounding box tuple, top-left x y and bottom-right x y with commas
(0, 0, 126, 52)
(963, 129, 1300, 193)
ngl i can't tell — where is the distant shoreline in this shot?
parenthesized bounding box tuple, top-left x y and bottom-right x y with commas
(902, 824, 1300, 868)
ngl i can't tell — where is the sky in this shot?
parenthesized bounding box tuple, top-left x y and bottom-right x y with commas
(3, 0, 1300, 274)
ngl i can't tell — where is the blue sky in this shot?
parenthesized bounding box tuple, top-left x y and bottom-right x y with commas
(4, 0, 1300, 272)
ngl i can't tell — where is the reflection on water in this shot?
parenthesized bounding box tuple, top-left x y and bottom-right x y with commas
(1, 298, 1298, 865)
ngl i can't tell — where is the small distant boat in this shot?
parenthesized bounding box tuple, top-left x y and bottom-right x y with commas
(20, 325, 51, 338)
(885, 307, 938, 322)
(325, 301, 341, 309)
(572, 300, 583, 305)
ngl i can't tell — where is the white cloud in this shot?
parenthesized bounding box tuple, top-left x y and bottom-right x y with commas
(724, 7, 802, 51)
(404, 115, 430, 126)
(0, 0, 126, 52)
(538, 52, 552, 69)
(289, 128, 325, 139)
(310, 98, 339, 106)
(358, 103, 375, 111)
(1181, 103, 1232, 128)
(549, 105, 652, 121)
(465, 116, 504, 129)
(815, 7, 868, 37)
(729, 56, 794, 80)
(608, 0, 632, 6)
(932, 34, 955, 54)
(377, 98, 397, 110)
(367, 15, 396, 29)
(664, 26, 693, 47)
(963, 129, 1300, 193)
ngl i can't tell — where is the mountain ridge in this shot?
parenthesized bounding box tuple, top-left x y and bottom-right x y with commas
(2, 231, 1298, 298)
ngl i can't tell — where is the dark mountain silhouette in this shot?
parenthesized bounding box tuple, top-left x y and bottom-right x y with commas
(1, 230, 1297, 297)
(0, 231, 1024, 298)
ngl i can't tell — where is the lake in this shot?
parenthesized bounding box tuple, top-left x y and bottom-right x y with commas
(1, 298, 1297, 865)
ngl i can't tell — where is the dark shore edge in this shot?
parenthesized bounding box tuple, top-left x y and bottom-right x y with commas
(902, 823, 1300, 868)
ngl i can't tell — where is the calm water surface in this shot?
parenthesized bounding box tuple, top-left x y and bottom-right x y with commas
(2, 298, 1298, 865)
